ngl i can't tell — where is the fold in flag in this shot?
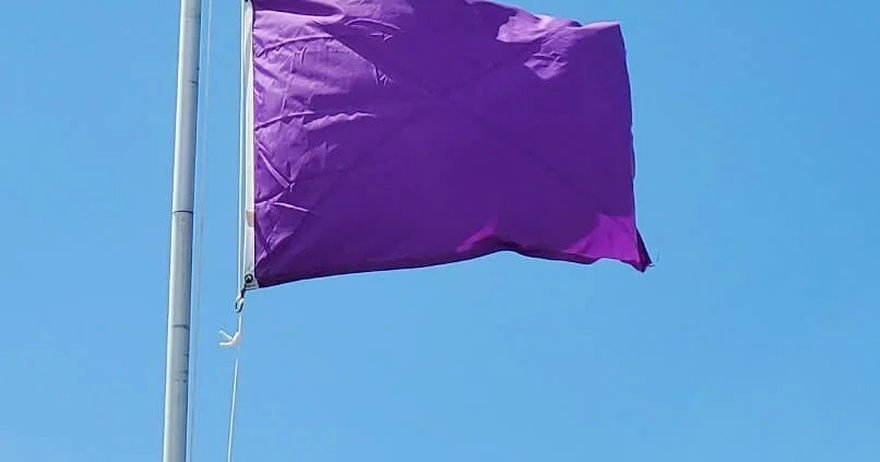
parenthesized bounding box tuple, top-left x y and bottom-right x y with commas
(242, 0, 651, 289)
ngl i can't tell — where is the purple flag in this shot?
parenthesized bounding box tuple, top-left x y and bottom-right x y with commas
(242, 0, 650, 289)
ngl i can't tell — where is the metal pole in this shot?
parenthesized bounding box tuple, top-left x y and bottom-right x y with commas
(163, 0, 201, 461)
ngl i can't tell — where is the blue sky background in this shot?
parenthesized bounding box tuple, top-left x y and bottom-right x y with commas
(1, 0, 878, 461)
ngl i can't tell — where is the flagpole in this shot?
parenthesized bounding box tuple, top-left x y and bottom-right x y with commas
(163, 0, 202, 460)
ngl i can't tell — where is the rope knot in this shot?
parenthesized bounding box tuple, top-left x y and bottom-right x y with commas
(219, 313, 244, 348)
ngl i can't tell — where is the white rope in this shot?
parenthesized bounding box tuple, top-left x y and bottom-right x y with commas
(187, 0, 215, 460)
(223, 4, 250, 460)
(220, 313, 244, 462)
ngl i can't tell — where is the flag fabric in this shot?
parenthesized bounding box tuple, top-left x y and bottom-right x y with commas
(242, 0, 651, 289)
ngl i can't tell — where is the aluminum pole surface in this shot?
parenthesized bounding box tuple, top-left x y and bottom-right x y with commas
(163, 0, 201, 460)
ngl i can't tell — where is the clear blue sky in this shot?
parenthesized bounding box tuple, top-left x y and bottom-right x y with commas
(1, 1, 878, 461)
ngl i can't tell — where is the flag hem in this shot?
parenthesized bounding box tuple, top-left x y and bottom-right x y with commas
(241, 0, 258, 291)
